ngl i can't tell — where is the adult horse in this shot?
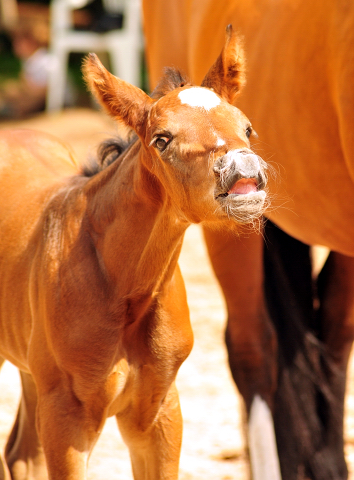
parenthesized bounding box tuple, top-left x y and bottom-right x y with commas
(0, 31, 268, 480)
(143, 1, 354, 479)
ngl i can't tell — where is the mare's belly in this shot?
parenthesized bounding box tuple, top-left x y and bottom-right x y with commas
(266, 172, 354, 256)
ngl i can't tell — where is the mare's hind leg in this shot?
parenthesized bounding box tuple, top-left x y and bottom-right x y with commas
(5, 371, 47, 480)
(263, 221, 351, 480)
(203, 225, 280, 480)
(313, 251, 354, 479)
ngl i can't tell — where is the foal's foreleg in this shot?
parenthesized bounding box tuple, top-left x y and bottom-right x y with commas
(32, 368, 109, 480)
(5, 371, 47, 480)
(202, 226, 280, 480)
(117, 377, 183, 480)
(0, 357, 11, 480)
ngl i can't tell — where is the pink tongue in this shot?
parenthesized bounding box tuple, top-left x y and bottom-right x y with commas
(228, 178, 258, 195)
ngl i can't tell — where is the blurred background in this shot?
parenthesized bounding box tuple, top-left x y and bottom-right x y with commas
(0, 0, 146, 119)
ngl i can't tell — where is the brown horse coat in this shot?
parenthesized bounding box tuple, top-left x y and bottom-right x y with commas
(143, 1, 354, 479)
(0, 32, 268, 480)
(144, 0, 354, 254)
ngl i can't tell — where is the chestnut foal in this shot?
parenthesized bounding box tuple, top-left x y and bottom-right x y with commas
(0, 28, 267, 480)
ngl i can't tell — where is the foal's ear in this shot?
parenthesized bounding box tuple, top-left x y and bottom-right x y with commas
(201, 25, 246, 105)
(83, 54, 153, 136)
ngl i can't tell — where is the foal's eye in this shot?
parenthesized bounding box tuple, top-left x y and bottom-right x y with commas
(154, 136, 170, 152)
(245, 126, 253, 139)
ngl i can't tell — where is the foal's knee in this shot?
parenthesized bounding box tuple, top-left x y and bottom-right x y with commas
(117, 380, 182, 447)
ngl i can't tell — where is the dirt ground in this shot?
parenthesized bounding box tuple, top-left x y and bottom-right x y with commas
(0, 109, 354, 480)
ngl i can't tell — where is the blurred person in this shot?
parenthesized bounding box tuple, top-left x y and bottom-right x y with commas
(0, 17, 52, 118)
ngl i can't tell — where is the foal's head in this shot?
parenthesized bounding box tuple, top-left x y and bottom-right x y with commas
(83, 25, 267, 225)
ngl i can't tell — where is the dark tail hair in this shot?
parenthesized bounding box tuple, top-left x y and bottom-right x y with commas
(263, 220, 347, 480)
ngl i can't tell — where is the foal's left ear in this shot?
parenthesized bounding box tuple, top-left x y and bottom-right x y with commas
(201, 25, 246, 105)
(83, 54, 153, 136)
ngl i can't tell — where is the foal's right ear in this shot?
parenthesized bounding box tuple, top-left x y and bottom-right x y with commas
(83, 54, 153, 136)
(201, 25, 246, 105)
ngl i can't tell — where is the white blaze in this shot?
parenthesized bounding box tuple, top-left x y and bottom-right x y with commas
(178, 87, 221, 111)
(248, 395, 282, 480)
(216, 137, 226, 147)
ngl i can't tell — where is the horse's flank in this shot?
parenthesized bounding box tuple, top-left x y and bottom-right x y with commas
(143, 0, 354, 255)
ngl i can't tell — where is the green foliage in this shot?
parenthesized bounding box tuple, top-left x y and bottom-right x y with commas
(0, 35, 21, 84)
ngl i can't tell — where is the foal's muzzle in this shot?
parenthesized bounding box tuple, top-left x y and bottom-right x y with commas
(213, 149, 267, 198)
(213, 149, 268, 223)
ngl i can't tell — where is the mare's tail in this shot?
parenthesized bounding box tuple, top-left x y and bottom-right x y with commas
(263, 220, 347, 480)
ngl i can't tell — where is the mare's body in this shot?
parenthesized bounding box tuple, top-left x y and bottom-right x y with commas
(0, 32, 268, 480)
(143, 1, 354, 479)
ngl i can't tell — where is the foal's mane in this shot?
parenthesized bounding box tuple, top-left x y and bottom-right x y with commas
(82, 68, 191, 177)
(150, 67, 191, 99)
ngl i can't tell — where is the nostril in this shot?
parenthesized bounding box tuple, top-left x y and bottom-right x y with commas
(213, 155, 229, 174)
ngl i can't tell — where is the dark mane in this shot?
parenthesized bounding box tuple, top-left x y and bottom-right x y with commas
(151, 67, 192, 99)
(82, 67, 191, 177)
(82, 135, 136, 177)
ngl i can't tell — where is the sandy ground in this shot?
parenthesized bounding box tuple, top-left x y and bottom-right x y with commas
(0, 109, 353, 479)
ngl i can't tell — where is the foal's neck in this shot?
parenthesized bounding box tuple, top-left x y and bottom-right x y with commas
(84, 143, 189, 297)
